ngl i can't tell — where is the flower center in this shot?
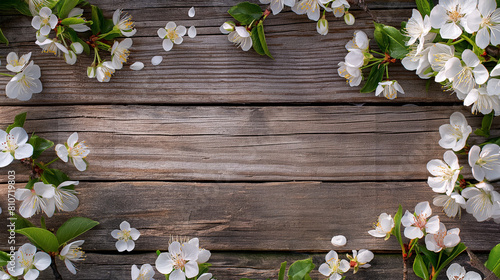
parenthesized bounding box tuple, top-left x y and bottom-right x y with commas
(2, 134, 18, 155)
(67, 246, 85, 261)
(118, 14, 134, 30)
(476, 154, 500, 169)
(69, 142, 88, 158)
(299, 0, 318, 12)
(327, 257, 340, 273)
(167, 29, 179, 40)
(447, 9, 464, 23)
(172, 253, 187, 270)
(413, 214, 427, 229)
(18, 250, 34, 269)
(118, 230, 132, 241)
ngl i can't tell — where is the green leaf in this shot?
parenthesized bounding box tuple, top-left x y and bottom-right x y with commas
(278, 261, 287, 280)
(360, 64, 386, 93)
(382, 25, 409, 59)
(61, 17, 86, 26)
(15, 227, 60, 253)
(257, 21, 273, 59)
(91, 5, 103, 34)
(287, 259, 315, 280)
(156, 250, 161, 256)
(101, 18, 115, 34)
(0, 251, 11, 267)
(0, 28, 8, 46)
(41, 168, 70, 186)
(228, 2, 263, 25)
(415, 0, 432, 16)
(58, 0, 80, 19)
(480, 136, 500, 147)
(6, 112, 27, 133)
(474, 112, 494, 138)
(416, 244, 438, 269)
(486, 244, 500, 277)
(413, 253, 430, 279)
(251, 28, 265, 56)
(392, 205, 404, 252)
(56, 217, 99, 246)
(198, 263, 212, 276)
(29, 135, 54, 160)
(434, 243, 467, 278)
(12, 214, 35, 230)
(374, 22, 389, 53)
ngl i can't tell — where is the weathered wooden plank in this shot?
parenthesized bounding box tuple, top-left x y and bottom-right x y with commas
(1, 181, 498, 252)
(0, 105, 493, 182)
(0, 4, 455, 105)
(37, 252, 486, 280)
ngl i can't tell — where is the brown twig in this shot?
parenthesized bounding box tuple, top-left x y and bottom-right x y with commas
(347, 0, 378, 22)
(467, 248, 499, 280)
(403, 256, 408, 280)
(50, 255, 63, 280)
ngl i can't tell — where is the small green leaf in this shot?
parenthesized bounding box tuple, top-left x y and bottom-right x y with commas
(156, 250, 162, 256)
(287, 259, 315, 280)
(360, 64, 386, 93)
(415, 0, 432, 16)
(0, 251, 11, 267)
(41, 168, 70, 186)
(434, 243, 467, 278)
(56, 217, 99, 246)
(228, 2, 263, 25)
(486, 244, 500, 277)
(15, 228, 59, 253)
(0, 28, 8, 46)
(101, 18, 115, 34)
(198, 263, 212, 276)
(251, 28, 265, 56)
(373, 22, 389, 53)
(278, 261, 287, 280)
(29, 135, 54, 160)
(413, 253, 430, 279)
(392, 205, 404, 252)
(6, 112, 27, 133)
(382, 25, 409, 59)
(91, 5, 103, 34)
(416, 244, 438, 269)
(257, 21, 273, 59)
(474, 112, 494, 138)
(61, 17, 86, 26)
(58, 0, 80, 19)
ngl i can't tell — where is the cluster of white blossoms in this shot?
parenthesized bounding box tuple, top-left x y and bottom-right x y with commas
(157, 7, 197, 53)
(338, 30, 370, 87)
(319, 235, 374, 279)
(428, 111, 500, 222)
(2, 52, 43, 101)
(403, 0, 500, 115)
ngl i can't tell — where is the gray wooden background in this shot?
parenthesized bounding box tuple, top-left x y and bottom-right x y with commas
(0, 0, 499, 279)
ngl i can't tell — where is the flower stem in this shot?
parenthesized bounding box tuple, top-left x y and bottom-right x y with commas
(44, 157, 59, 168)
(361, 60, 383, 69)
(370, 50, 386, 57)
(0, 72, 15, 77)
(50, 255, 63, 280)
(449, 38, 465, 45)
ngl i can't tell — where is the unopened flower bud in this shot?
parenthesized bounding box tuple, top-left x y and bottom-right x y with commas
(316, 18, 329, 36)
(70, 42, 84, 54)
(87, 66, 96, 78)
(220, 21, 235, 34)
(344, 12, 355, 25)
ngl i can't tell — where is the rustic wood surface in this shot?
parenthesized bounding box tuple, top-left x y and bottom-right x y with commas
(0, 0, 499, 279)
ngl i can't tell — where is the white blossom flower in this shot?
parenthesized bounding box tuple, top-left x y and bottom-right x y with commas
(406, 9, 431, 54)
(347, 249, 373, 274)
(188, 7, 195, 17)
(130, 62, 144, 71)
(337, 62, 362, 87)
(428, 43, 455, 83)
(260, 0, 296, 15)
(64, 42, 83, 65)
(228, 26, 253, 51)
(15, 182, 56, 218)
(292, 0, 321, 21)
(317, 18, 328, 35)
(95, 61, 115, 83)
(53, 181, 79, 212)
(427, 150, 461, 195)
(187, 238, 211, 264)
(468, 144, 500, 181)
(318, 250, 350, 280)
(31, 7, 57, 36)
(111, 38, 133, 70)
(402, 44, 432, 79)
(345, 30, 369, 52)
(425, 222, 460, 252)
(368, 213, 394, 240)
(67, 8, 91, 32)
(113, 9, 136, 37)
(188, 26, 197, 38)
(433, 192, 466, 218)
(111, 221, 141, 252)
(5, 61, 43, 101)
(462, 182, 500, 221)
(0, 127, 33, 168)
(401, 201, 440, 239)
(375, 80, 405, 100)
(131, 264, 155, 280)
(445, 49, 489, 94)
(467, 0, 500, 49)
(36, 38, 69, 56)
(430, 0, 477, 39)
(464, 87, 500, 115)
(155, 241, 200, 280)
(60, 240, 85, 274)
(438, 112, 472, 151)
(330, 0, 350, 17)
(446, 263, 483, 280)
(8, 243, 51, 280)
(6, 52, 31, 73)
(158, 22, 186, 52)
(55, 132, 90, 171)
(331, 235, 347, 246)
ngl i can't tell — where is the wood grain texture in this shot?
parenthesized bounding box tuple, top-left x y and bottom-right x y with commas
(0, 1, 457, 105)
(35, 252, 487, 280)
(1, 181, 498, 252)
(0, 105, 494, 182)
